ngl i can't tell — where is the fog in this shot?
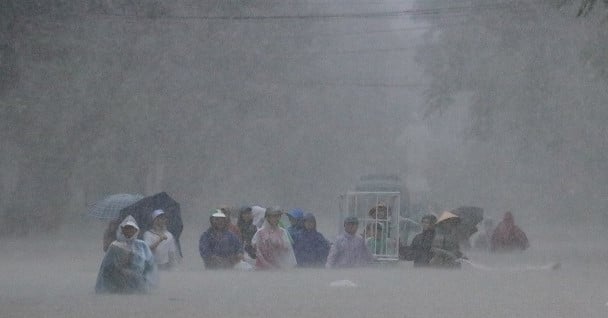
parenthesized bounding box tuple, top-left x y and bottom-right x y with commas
(1, 0, 608, 317)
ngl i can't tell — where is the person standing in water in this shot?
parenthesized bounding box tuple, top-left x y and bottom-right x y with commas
(293, 212, 330, 267)
(95, 215, 157, 293)
(326, 216, 373, 268)
(252, 207, 297, 270)
(407, 214, 437, 267)
(491, 211, 529, 252)
(143, 209, 179, 270)
(237, 206, 258, 259)
(430, 211, 464, 268)
(199, 210, 243, 269)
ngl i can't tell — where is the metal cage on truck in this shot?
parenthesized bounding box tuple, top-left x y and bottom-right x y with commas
(338, 191, 401, 261)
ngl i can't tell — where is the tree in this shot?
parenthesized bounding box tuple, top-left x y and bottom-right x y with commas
(576, 0, 608, 17)
(413, 0, 608, 223)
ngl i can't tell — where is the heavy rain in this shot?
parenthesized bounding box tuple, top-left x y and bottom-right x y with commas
(1, 1, 608, 317)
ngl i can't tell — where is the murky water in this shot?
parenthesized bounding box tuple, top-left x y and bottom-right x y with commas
(2, 222, 606, 318)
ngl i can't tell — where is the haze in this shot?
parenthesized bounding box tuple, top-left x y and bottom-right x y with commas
(1, 1, 607, 317)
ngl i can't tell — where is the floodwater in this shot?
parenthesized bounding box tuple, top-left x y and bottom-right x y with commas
(2, 222, 607, 318)
(3, 1, 607, 317)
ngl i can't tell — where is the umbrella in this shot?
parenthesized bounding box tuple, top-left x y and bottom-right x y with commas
(451, 206, 484, 229)
(451, 206, 484, 247)
(119, 192, 184, 257)
(88, 193, 144, 220)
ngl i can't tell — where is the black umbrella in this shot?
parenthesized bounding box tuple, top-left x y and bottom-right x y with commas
(119, 192, 184, 257)
(451, 206, 484, 228)
(451, 206, 484, 247)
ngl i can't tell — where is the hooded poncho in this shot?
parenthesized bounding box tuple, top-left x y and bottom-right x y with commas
(252, 218, 297, 270)
(293, 213, 330, 267)
(95, 216, 157, 293)
(491, 212, 529, 252)
(326, 229, 374, 269)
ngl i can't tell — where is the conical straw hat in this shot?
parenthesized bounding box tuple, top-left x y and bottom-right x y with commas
(437, 211, 459, 224)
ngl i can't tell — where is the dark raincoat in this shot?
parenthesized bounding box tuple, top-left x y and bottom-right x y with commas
(199, 228, 243, 269)
(237, 207, 258, 259)
(491, 212, 529, 252)
(286, 208, 305, 243)
(293, 213, 330, 267)
(409, 228, 436, 267)
(429, 212, 463, 268)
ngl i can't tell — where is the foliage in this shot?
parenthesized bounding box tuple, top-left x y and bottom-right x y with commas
(413, 0, 608, 222)
(0, 0, 325, 235)
(0, 0, 173, 235)
(576, 0, 608, 16)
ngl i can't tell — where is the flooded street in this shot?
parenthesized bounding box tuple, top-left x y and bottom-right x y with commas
(2, 223, 607, 318)
(2, 1, 608, 317)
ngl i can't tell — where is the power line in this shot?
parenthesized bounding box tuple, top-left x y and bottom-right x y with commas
(90, 3, 520, 21)
(312, 21, 470, 38)
(330, 46, 418, 54)
(284, 81, 428, 88)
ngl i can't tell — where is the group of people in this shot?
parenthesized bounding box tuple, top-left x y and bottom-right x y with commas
(403, 210, 530, 268)
(95, 209, 179, 293)
(471, 211, 530, 253)
(95, 203, 530, 294)
(198, 206, 335, 270)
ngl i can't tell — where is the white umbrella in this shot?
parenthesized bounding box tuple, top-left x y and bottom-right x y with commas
(87, 193, 144, 220)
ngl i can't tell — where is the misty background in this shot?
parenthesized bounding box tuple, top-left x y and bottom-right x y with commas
(2, 1, 608, 318)
(1, 0, 607, 239)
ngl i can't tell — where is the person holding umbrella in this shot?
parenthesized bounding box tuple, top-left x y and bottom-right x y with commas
(144, 209, 180, 270)
(87, 193, 144, 252)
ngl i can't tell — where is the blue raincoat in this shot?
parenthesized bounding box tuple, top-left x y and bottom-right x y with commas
(95, 216, 157, 293)
(293, 213, 330, 267)
(286, 208, 305, 243)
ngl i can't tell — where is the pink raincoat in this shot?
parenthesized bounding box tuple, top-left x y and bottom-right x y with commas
(252, 219, 296, 270)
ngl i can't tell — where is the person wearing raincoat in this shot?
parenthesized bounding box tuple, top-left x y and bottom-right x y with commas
(491, 211, 529, 252)
(406, 214, 437, 267)
(251, 205, 267, 229)
(143, 209, 180, 270)
(218, 205, 242, 242)
(326, 216, 374, 268)
(95, 215, 157, 293)
(251, 207, 297, 270)
(199, 210, 244, 269)
(429, 211, 464, 268)
(293, 212, 330, 267)
(286, 208, 304, 243)
(237, 206, 258, 259)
